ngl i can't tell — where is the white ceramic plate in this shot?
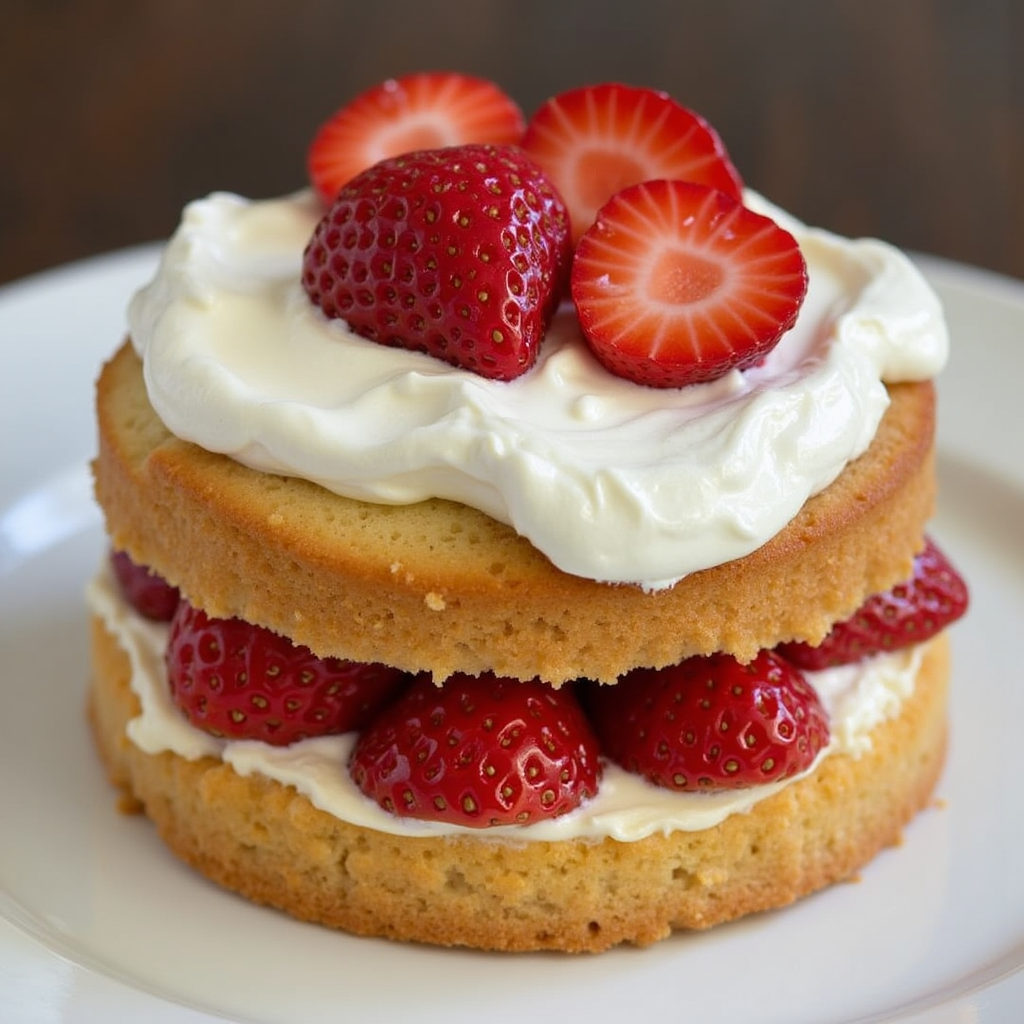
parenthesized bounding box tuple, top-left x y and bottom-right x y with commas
(1, 247, 1022, 1024)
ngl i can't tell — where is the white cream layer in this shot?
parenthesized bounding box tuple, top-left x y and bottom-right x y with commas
(88, 565, 924, 842)
(128, 189, 947, 590)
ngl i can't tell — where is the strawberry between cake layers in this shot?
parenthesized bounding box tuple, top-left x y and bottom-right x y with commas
(87, 75, 967, 951)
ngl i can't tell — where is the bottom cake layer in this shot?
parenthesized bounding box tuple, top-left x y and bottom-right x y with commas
(88, 616, 949, 953)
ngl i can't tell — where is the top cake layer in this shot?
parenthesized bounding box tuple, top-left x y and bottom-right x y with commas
(127, 189, 947, 590)
(95, 342, 935, 683)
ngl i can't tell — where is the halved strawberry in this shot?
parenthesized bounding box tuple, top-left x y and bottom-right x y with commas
(307, 72, 525, 204)
(110, 549, 180, 622)
(165, 601, 409, 746)
(571, 180, 808, 388)
(302, 143, 571, 381)
(586, 650, 829, 791)
(350, 672, 601, 827)
(521, 82, 744, 244)
(777, 537, 970, 669)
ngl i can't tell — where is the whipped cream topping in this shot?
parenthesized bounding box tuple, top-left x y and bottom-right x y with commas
(87, 566, 925, 842)
(128, 189, 947, 590)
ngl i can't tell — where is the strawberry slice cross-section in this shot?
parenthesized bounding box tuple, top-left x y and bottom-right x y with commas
(307, 71, 525, 204)
(570, 179, 809, 389)
(521, 82, 744, 244)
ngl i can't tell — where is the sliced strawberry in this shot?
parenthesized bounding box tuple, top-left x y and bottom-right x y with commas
(302, 143, 571, 381)
(586, 650, 829, 790)
(307, 72, 525, 204)
(777, 537, 970, 669)
(350, 672, 601, 827)
(165, 601, 409, 746)
(110, 549, 180, 622)
(521, 82, 744, 244)
(571, 180, 808, 388)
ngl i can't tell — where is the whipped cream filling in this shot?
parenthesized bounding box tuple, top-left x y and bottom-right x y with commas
(87, 566, 925, 842)
(128, 189, 947, 590)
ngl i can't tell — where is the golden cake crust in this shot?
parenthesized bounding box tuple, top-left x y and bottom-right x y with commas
(88, 616, 949, 953)
(93, 342, 937, 683)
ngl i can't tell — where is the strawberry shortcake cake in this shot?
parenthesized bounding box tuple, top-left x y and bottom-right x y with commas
(87, 73, 968, 952)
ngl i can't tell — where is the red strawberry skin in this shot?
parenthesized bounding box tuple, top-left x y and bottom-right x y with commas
(308, 72, 525, 204)
(110, 549, 180, 622)
(777, 537, 970, 669)
(521, 82, 744, 244)
(586, 651, 829, 790)
(571, 180, 808, 388)
(302, 143, 571, 381)
(166, 601, 409, 746)
(350, 673, 601, 827)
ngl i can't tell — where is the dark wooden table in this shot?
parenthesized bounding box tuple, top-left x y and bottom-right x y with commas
(2, 0, 1022, 287)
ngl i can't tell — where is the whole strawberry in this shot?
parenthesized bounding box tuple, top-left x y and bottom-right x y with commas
(777, 537, 969, 669)
(166, 600, 409, 746)
(302, 143, 571, 381)
(350, 672, 601, 827)
(110, 549, 180, 622)
(587, 651, 829, 790)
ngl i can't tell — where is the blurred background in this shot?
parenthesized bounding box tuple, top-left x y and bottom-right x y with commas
(1, 0, 1021, 287)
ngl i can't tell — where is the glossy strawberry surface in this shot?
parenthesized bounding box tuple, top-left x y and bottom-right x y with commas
(586, 650, 829, 790)
(350, 672, 601, 827)
(166, 601, 409, 746)
(302, 143, 571, 380)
